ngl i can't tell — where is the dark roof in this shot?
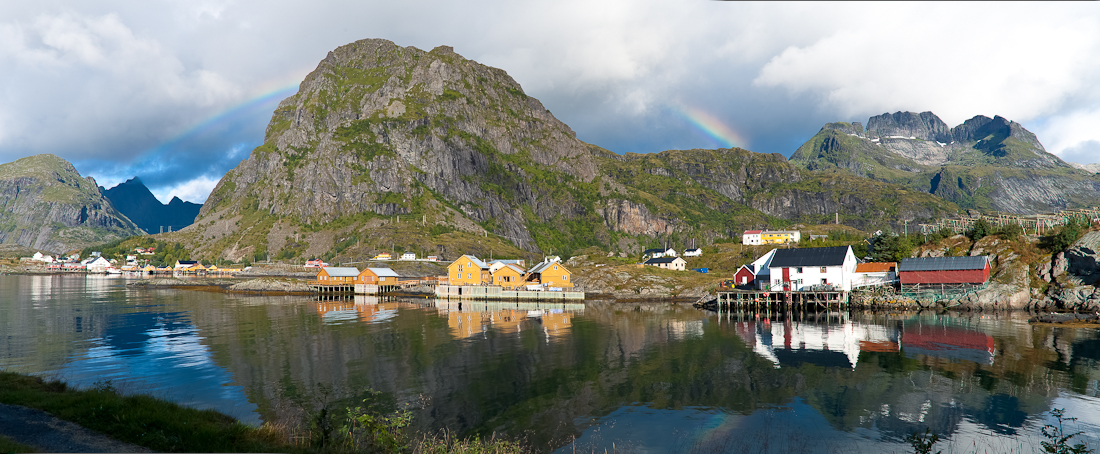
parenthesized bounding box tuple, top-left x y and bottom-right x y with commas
(643, 248, 666, 254)
(769, 246, 850, 268)
(899, 256, 988, 272)
(644, 257, 683, 264)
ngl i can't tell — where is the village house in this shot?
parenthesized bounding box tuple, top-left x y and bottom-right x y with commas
(373, 252, 393, 260)
(400, 252, 416, 261)
(768, 246, 857, 291)
(642, 247, 677, 259)
(854, 262, 898, 288)
(898, 256, 990, 292)
(316, 266, 360, 284)
(448, 255, 492, 285)
(174, 260, 199, 270)
(358, 267, 400, 285)
(643, 256, 688, 271)
(491, 263, 527, 289)
(304, 258, 327, 268)
(743, 230, 801, 245)
(683, 248, 702, 257)
(85, 257, 112, 273)
(526, 257, 573, 288)
(731, 249, 777, 289)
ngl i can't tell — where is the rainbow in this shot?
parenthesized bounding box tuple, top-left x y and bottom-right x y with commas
(671, 105, 748, 150)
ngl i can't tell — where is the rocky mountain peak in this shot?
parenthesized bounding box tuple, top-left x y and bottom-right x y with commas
(866, 111, 952, 142)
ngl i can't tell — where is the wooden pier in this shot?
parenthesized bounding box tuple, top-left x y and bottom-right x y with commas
(436, 285, 584, 301)
(712, 289, 850, 313)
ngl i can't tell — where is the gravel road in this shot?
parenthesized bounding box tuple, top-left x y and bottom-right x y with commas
(0, 403, 151, 453)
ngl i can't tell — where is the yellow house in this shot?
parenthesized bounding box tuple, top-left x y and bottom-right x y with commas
(526, 257, 574, 288)
(492, 264, 526, 289)
(358, 267, 399, 285)
(448, 255, 491, 285)
(760, 230, 801, 244)
(316, 266, 360, 284)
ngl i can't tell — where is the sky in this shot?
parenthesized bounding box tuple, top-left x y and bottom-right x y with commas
(2, 1, 1099, 204)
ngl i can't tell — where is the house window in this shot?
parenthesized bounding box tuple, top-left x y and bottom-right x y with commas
(821, 278, 827, 285)
(820, 267, 827, 273)
(563, 275, 567, 281)
(554, 266, 558, 270)
(796, 267, 803, 273)
(467, 273, 472, 279)
(458, 265, 463, 272)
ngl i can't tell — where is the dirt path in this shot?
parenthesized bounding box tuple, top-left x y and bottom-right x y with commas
(0, 403, 151, 453)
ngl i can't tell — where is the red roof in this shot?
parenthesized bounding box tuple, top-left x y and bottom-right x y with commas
(743, 230, 762, 234)
(856, 262, 896, 273)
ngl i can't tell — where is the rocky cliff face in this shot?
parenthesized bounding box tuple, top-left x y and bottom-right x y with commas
(104, 177, 201, 234)
(0, 154, 143, 253)
(791, 111, 1100, 215)
(183, 40, 958, 261)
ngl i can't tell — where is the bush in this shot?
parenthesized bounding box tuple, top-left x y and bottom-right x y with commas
(996, 223, 1025, 242)
(1046, 219, 1085, 253)
(968, 218, 992, 241)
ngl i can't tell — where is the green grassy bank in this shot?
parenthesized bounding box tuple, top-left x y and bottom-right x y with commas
(0, 371, 526, 453)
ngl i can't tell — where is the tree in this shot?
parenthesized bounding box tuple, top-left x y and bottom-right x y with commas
(968, 218, 992, 241)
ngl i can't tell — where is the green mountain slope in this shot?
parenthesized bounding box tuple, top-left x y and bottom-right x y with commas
(0, 154, 144, 253)
(173, 39, 957, 262)
(790, 112, 1100, 214)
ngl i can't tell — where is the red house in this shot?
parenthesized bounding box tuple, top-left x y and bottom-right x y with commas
(898, 256, 990, 291)
(733, 265, 756, 288)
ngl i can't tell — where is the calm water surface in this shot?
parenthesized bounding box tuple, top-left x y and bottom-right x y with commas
(2, 274, 1099, 453)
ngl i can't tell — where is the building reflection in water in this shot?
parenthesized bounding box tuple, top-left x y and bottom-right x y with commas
(432, 300, 584, 342)
(725, 311, 995, 369)
(312, 296, 414, 325)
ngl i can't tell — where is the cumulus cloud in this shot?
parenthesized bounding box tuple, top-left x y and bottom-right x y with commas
(1033, 108, 1100, 164)
(2, 1, 1099, 203)
(752, 4, 1100, 128)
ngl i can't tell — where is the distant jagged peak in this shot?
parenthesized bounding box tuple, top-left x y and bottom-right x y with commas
(865, 111, 952, 142)
(820, 121, 865, 137)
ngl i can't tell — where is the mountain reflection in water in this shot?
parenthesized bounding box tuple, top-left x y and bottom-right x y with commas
(2, 275, 1099, 453)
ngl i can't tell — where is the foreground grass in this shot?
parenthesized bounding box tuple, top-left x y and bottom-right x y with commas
(0, 371, 528, 453)
(0, 434, 36, 453)
(0, 371, 290, 452)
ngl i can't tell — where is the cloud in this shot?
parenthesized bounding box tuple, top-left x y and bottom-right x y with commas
(150, 174, 222, 205)
(1032, 108, 1100, 164)
(752, 4, 1100, 127)
(0, 10, 240, 160)
(2, 1, 1100, 206)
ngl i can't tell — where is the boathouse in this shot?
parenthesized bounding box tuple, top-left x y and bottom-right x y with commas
(526, 257, 574, 288)
(491, 263, 527, 289)
(898, 256, 990, 292)
(317, 266, 360, 284)
(768, 246, 857, 291)
(449, 255, 491, 285)
(358, 267, 399, 285)
(733, 265, 756, 288)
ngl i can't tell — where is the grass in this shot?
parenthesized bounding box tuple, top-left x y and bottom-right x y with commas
(0, 371, 529, 454)
(0, 434, 35, 453)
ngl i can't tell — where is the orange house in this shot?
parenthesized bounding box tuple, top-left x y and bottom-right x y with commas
(316, 266, 360, 284)
(358, 267, 400, 285)
(492, 264, 526, 289)
(448, 255, 491, 285)
(526, 258, 574, 288)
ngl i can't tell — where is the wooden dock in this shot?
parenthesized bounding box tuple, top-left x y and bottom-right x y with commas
(711, 289, 850, 313)
(435, 285, 584, 301)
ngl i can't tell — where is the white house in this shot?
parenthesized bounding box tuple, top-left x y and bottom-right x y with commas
(85, 257, 111, 273)
(31, 252, 54, 263)
(742, 230, 763, 245)
(683, 248, 702, 257)
(400, 252, 416, 261)
(748, 249, 778, 289)
(642, 248, 677, 259)
(767, 246, 857, 291)
(643, 256, 687, 271)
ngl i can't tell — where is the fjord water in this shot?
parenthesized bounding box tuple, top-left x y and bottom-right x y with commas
(2, 275, 1098, 453)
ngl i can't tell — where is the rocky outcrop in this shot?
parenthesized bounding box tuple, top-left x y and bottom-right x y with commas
(228, 277, 313, 293)
(866, 111, 952, 142)
(1032, 230, 1100, 310)
(0, 154, 143, 253)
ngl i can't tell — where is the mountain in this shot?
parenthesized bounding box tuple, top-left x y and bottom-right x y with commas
(173, 39, 957, 262)
(790, 111, 1100, 214)
(103, 177, 202, 234)
(0, 154, 144, 253)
